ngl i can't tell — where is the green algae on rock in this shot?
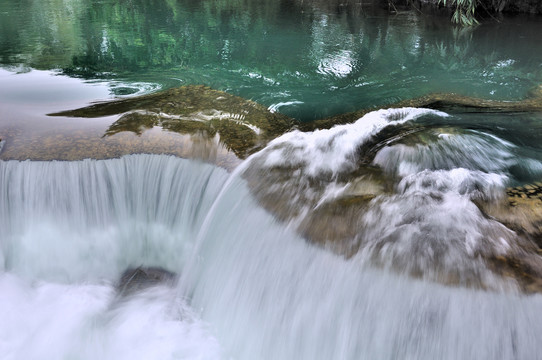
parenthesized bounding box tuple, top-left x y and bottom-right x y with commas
(49, 85, 296, 159)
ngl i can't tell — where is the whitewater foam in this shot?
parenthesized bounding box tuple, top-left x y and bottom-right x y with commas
(240, 107, 530, 288)
(0, 274, 222, 360)
(257, 107, 448, 178)
(373, 129, 518, 178)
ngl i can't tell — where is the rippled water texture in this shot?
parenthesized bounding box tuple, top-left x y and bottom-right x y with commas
(1, 0, 542, 120)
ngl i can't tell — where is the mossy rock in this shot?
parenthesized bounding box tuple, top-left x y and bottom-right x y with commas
(487, 253, 542, 294)
(49, 85, 296, 159)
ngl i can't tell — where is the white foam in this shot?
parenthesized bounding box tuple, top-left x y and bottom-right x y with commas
(373, 129, 518, 178)
(0, 274, 221, 360)
(357, 168, 515, 282)
(397, 167, 508, 199)
(256, 107, 448, 178)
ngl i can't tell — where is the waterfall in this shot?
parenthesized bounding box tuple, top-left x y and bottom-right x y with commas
(2, 109, 542, 359)
(0, 154, 228, 281)
(0, 155, 228, 359)
(185, 109, 542, 359)
(189, 197, 542, 359)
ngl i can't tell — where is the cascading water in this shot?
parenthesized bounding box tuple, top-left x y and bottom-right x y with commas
(0, 155, 227, 359)
(2, 109, 542, 359)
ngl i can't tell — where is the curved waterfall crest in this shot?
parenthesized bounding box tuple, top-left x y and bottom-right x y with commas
(2, 107, 542, 359)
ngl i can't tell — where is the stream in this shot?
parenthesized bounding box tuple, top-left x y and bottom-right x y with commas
(2, 0, 542, 359)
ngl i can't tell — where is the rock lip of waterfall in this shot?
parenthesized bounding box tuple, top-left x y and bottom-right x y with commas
(5, 81, 542, 166)
(2, 150, 542, 359)
(242, 107, 542, 293)
(3, 103, 542, 292)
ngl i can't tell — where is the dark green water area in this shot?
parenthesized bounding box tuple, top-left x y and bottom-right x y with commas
(1, 0, 542, 164)
(2, 0, 542, 114)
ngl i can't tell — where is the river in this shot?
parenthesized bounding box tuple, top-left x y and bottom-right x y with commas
(1, 0, 542, 359)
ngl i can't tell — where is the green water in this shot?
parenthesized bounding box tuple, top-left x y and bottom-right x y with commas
(2, 0, 542, 121)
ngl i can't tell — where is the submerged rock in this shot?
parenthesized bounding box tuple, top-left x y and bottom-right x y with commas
(37, 82, 542, 164)
(49, 85, 295, 159)
(117, 266, 177, 296)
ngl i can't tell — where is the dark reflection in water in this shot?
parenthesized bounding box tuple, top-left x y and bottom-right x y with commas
(1, 0, 542, 121)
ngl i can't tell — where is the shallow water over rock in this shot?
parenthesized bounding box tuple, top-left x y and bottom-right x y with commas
(241, 107, 542, 291)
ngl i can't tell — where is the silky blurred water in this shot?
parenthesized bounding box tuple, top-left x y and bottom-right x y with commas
(2, 147, 542, 359)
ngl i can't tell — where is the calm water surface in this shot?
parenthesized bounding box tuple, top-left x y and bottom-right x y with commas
(1, 0, 542, 120)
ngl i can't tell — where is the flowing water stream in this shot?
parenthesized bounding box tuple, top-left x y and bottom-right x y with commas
(3, 109, 542, 359)
(2, 0, 542, 359)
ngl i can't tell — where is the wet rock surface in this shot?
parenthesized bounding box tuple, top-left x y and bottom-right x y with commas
(243, 110, 542, 293)
(479, 182, 542, 242)
(243, 161, 390, 255)
(425, 179, 542, 293)
(442, 198, 542, 293)
(117, 266, 177, 297)
(479, 183, 542, 244)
